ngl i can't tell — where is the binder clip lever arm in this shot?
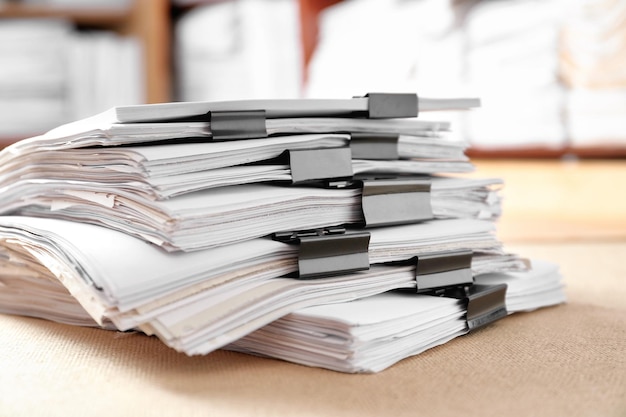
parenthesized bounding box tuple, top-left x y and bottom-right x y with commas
(273, 227, 371, 279)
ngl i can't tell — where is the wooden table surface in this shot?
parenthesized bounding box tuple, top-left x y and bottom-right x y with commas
(471, 159, 626, 242)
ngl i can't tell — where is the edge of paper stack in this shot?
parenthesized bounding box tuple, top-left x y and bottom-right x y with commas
(0, 93, 566, 373)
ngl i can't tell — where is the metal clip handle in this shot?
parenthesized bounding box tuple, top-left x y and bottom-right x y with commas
(287, 147, 354, 184)
(361, 178, 433, 227)
(363, 93, 418, 118)
(415, 249, 474, 293)
(350, 133, 399, 160)
(210, 110, 267, 140)
(273, 227, 371, 279)
(443, 283, 508, 331)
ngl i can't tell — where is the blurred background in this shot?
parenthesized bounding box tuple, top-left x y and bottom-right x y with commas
(1, 0, 625, 153)
(0, 0, 625, 242)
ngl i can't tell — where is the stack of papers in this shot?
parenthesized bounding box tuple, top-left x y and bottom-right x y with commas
(176, 0, 302, 102)
(229, 260, 565, 373)
(0, 215, 525, 354)
(0, 95, 494, 251)
(462, 0, 567, 149)
(0, 93, 565, 372)
(0, 177, 502, 251)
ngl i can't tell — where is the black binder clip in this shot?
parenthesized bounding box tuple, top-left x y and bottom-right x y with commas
(361, 93, 418, 119)
(287, 147, 354, 184)
(444, 283, 508, 331)
(209, 110, 268, 140)
(414, 250, 474, 293)
(350, 133, 400, 160)
(360, 178, 433, 227)
(272, 226, 370, 279)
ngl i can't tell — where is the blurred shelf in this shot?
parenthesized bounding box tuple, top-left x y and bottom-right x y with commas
(0, 0, 171, 104)
(468, 146, 626, 159)
(0, 0, 171, 146)
(299, 0, 342, 80)
(1, 0, 624, 160)
(0, 3, 129, 26)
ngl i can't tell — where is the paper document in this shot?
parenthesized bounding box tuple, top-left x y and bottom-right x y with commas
(229, 260, 565, 373)
(0, 216, 525, 355)
(0, 91, 565, 374)
(112, 95, 481, 123)
(0, 132, 472, 198)
(0, 177, 502, 251)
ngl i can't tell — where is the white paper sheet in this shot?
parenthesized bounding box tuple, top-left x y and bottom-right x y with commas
(0, 216, 524, 355)
(0, 177, 502, 251)
(0, 130, 472, 200)
(228, 260, 565, 372)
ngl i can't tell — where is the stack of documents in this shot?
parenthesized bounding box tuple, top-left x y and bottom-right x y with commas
(0, 95, 495, 251)
(0, 93, 565, 371)
(228, 260, 566, 373)
(176, 0, 302, 102)
(462, 0, 567, 150)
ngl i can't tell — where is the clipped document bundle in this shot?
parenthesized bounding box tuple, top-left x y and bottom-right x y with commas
(0, 93, 565, 372)
(0, 94, 490, 251)
(229, 260, 566, 373)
